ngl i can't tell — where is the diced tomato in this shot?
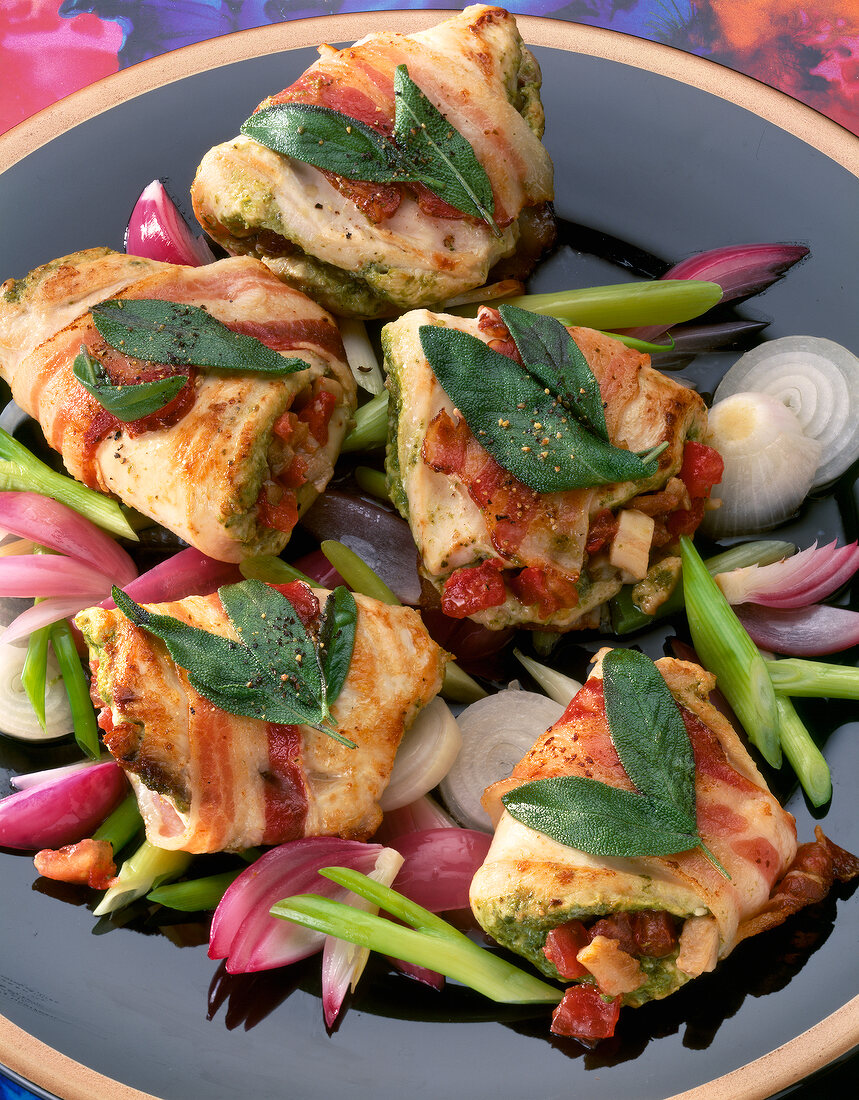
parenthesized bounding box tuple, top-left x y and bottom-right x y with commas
(272, 410, 299, 441)
(678, 441, 724, 499)
(589, 910, 678, 958)
(297, 388, 337, 445)
(256, 488, 299, 534)
(665, 497, 706, 538)
(509, 566, 579, 618)
(550, 983, 621, 1042)
(441, 559, 507, 619)
(544, 922, 591, 980)
(585, 508, 618, 554)
(267, 581, 320, 628)
(280, 453, 308, 489)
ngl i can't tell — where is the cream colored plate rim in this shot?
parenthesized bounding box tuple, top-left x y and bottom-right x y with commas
(0, 10, 856, 1100)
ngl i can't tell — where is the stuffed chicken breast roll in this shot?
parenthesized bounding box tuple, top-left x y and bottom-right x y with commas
(77, 580, 447, 853)
(384, 305, 718, 630)
(191, 5, 555, 318)
(0, 248, 356, 561)
(470, 650, 855, 1040)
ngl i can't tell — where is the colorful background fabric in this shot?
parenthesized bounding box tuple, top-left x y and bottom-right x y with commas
(1, 2, 857, 138)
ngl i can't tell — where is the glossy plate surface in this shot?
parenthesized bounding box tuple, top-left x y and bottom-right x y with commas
(0, 12, 857, 1100)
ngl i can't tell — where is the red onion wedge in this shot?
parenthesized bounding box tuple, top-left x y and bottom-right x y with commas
(624, 243, 808, 341)
(373, 795, 458, 844)
(300, 491, 421, 605)
(715, 540, 859, 608)
(389, 827, 493, 912)
(10, 757, 107, 791)
(126, 180, 216, 266)
(736, 604, 859, 656)
(0, 556, 119, 600)
(2, 596, 106, 644)
(100, 548, 241, 609)
(0, 760, 126, 850)
(209, 838, 385, 973)
(0, 493, 136, 584)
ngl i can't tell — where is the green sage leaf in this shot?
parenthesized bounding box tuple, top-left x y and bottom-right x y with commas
(601, 648, 696, 822)
(92, 300, 309, 375)
(498, 305, 609, 441)
(110, 581, 356, 746)
(317, 587, 358, 707)
(501, 777, 701, 858)
(391, 65, 496, 230)
(419, 323, 660, 492)
(73, 346, 188, 422)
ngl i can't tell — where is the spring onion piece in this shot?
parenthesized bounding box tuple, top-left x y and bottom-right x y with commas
(380, 697, 462, 812)
(125, 179, 215, 266)
(353, 466, 389, 500)
(715, 540, 859, 607)
(441, 279, 523, 309)
(93, 792, 143, 855)
(609, 540, 795, 635)
(713, 335, 859, 487)
(0, 760, 126, 849)
(702, 392, 821, 537)
(439, 687, 565, 830)
(737, 603, 859, 656)
(273, 867, 562, 1005)
(680, 535, 781, 767)
(148, 869, 243, 911)
(767, 659, 859, 699)
(484, 280, 722, 330)
(0, 635, 72, 742)
(93, 839, 192, 916)
(209, 838, 385, 972)
(513, 649, 582, 706)
(774, 694, 831, 807)
(0, 428, 137, 540)
(320, 539, 485, 702)
(48, 619, 100, 759)
(21, 622, 50, 732)
(340, 391, 389, 453)
(339, 318, 385, 395)
(322, 847, 404, 1026)
(239, 554, 315, 587)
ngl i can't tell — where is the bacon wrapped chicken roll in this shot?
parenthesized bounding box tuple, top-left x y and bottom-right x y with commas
(76, 581, 446, 853)
(191, 5, 555, 318)
(384, 306, 720, 631)
(0, 248, 356, 562)
(470, 650, 858, 1040)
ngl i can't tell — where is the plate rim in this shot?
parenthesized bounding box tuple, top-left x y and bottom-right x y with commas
(0, 8, 857, 1099)
(0, 9, 857, 177)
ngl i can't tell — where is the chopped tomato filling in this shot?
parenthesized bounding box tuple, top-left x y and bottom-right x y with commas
(441, 559, 507, 619)
(256, 487, 299, 534)
(272, 410, 299, 441)
(280, 453, 309, 489)
(297, 388, 337, 446)
(589, 910, 678, 958)
(665, 497, 706, 538)
(585, 508, 618, 554)
(267, 580, 320, 628)
(509, 566, 579, 618)
(550, 983, 621, 1042)
(679, 441, 724, 499)
(544, 922, 590, 979)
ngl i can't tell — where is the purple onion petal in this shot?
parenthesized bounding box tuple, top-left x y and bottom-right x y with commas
(736, 604, 859, 656)
(2, 596, 95, 644)
(101, 548, 241, 609)
(0, 556, 114, 600)
(662, 243, 809, 303)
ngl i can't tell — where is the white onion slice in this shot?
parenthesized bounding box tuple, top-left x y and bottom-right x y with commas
(339, 318, 385, 395)
(380, 697, 462, 812)
(439, 688, 565, 831)
(0, 639, 73, 741)
(702, 392, 821, 537)
(713, 335, 859, 487)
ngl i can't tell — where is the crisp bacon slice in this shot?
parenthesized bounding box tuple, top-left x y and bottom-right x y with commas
(34, 839, 117, 890)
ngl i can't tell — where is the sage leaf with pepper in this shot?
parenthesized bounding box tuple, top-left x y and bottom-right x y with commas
(419, 320, 662, 492)
(501, 649, 729, 875)
(92, 299, 309, 376)
(240, 65, 496, 230)
(111, 579, 358, 748)
(72, 345, 189, 423)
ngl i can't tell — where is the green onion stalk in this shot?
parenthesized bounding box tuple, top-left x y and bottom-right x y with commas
(240, 554, 316, 587)
(679, 536, 781, 768)
(768, 659, 859, 699)
(320, 540, 486, 703)
(772, 693, 831, 808)
(93, 792, 144, 856)
(93, 839, 193, 916)
(0, 427, 137, 540)
(272, 867, 561, 1006)
(148, 869, 242, 911)
(452, 279, 723, 330)
(341, 391, 389, 453)
(48, 619, 100, 759)
(353, 466, 389, 501)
